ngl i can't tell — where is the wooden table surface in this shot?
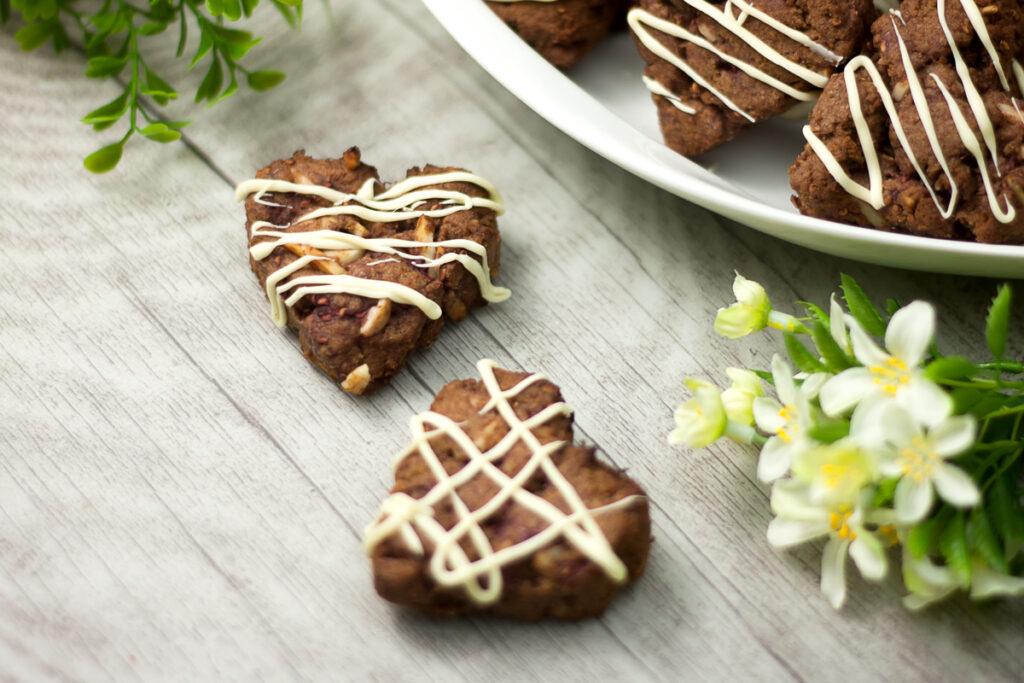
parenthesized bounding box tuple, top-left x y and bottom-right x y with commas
(2, 1, 1023, 680)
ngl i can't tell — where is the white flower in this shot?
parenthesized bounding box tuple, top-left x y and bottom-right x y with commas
(720, 367, 764, 426)
(970, 564, 1024, 600)
(669, 382, 727, 448)
(902, 549, 960, 610)
(791, 437, 878, 505)
(752, 355, 827, 483)
(876, 406, 979, 524)
(819, 301, 952, 427)
(767, 480, 888, 609)
(714, 274, 802, 339)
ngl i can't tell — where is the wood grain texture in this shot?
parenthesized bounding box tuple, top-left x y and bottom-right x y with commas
(1, 0, 1023, 680)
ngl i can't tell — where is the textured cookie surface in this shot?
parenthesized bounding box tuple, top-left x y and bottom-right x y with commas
(629, 0, 875, 155)
(790, 0, 1024, 243)
(364, 360, 651, 620)
(487, 0, 627, 68)
(238, 149, 507, 395)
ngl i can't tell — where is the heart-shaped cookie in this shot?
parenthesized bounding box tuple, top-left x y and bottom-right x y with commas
(364, 360, 651, 620)
(237, 149, 509, 394)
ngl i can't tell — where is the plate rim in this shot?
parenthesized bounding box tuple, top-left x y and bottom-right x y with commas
(422, 0, 1024, 277)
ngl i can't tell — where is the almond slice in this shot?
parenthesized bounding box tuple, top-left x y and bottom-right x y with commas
(341, 363, 372, 395)
(360, 299, 392, 336)
(284, 243, 344, 274)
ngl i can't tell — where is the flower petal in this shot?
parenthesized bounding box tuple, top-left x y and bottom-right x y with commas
(932, 463, 981, 508)
(767, 516, 829, 548)
(714, 303, 764, 339)
(821, 536, 850, 610)
(725, 367, 764, 397)
(757, 436, 794, 483)
(800, 372, 829, 400)
(894, 477, 935, 524)
(829, 294, 853, 355)
(849, 395, 890, 448)
(898, 378, 953, 428)
(929, 415, 977, 457)
(733, 273, 768, 308)
(846, 315, 890, 367)
(885, 300, 934, 367)
(771, 354, 797, 405)
(819, 368, 875, 417)
(969, 567, 1024, 600)
(770, 479, 828, 521)
(850, 534, 887, 581)
(753, 397, 785, 433)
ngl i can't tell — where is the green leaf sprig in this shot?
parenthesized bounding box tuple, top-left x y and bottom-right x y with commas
(3, 0, 300, 172)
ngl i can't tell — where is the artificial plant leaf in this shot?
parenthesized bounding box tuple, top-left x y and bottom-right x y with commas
(841, 274, 886, 337)
(83, 140, 124, 173)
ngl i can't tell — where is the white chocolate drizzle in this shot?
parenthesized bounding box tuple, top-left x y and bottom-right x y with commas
(802, 1, 1020, 225)
(628, 1, 843, 123)
(363, 359, 645, 605)
(236, 171, 510, 326)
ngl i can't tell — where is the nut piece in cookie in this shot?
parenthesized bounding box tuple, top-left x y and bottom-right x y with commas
(237, 149, 509, 395)
(790, 0, 1024, 243)
(629, 0, 875, 155)
(487, 0, 628, 68)
(364, 359, 651, 620)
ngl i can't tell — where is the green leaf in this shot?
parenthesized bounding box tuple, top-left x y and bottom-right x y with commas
(986, 284, 1011, 361)
(219, 0, 242, 21)
(908, 517, 942, 559)
(163, 119, 193, 129)
(783, 332, 827, 374)
(81, 91, 129, 124)
(939, 512, 972, 588)
(141, 67, 178, 103)
(275, 0, 301, 7)
(841, 273, 886, 338)
(138, 22, 166, 35)
(205, 0, 223, 17)
(15, 20, 55, 51)
(886, 298, 902, 316)
(807, 420, 850, 444)
(247, 69, 284, 91)
(210, 77, 238, 105)
(195, 56, 223, 102)
(189, 30, 213, 69)
(1, 0, 11, 25)
(967, 507, 1010, 574)
(83, 140, 125, 173)
(139, 123, 181, 143)
(799, 301, 829, 325)
(872, 477, 899, 507)
(85, 55, 127, 78)
(809, 320, 852, 372)
(988, 474, 1022, 546)
(752, 369, 774, 384)
(240, 0, 258, 18)
(925, 356, 978, 383)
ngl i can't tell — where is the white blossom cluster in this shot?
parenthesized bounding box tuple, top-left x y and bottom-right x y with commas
(670, 275, 1024, 610)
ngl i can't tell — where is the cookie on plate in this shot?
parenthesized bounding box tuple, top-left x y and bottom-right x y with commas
(628, 0, 875, 155)
(364, 360, 651, 620)
(486, 0, 628, 68)
(236, 149, 509, 395)
(790, 0, 1024, 243)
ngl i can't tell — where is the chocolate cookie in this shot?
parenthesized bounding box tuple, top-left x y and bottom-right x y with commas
(487, 0, 627, 68)
(236, 149, 508, 395)
(364, 360, 651, 620)
(629, 0, 875, 155)
(790, 0, 1024, 243)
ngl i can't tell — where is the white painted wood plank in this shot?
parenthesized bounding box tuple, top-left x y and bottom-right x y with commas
(2, 0, 1022, 680)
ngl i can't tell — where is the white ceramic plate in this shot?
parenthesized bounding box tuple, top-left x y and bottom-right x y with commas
(422, 0, 1024, 277)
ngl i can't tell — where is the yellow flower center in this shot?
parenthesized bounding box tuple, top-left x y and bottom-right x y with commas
(829, 505, 856, 540)
(878, 524, 900, 547)
(868, 357, 910, 395)
(777, 405, 798, 442)
(899, 436, 937, 482)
